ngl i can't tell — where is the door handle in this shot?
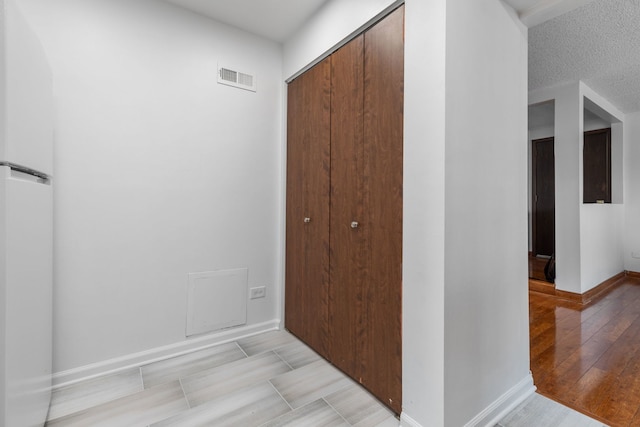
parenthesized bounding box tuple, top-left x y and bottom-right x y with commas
(304, 217, 311, 223)
(351, 221, 359, 229)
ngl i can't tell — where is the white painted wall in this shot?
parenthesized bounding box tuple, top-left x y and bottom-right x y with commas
(530, 126, 554, 140)
(580, 205, 624, 287)
(624, 112, 640, 273)
(403, 0, 447, 424)
(443, 1, 530, 425)
(20, 0, 283, 372)
(583, 115, 610, 132)
(611, 122, 624, 204)
(555, 83, 583, 293)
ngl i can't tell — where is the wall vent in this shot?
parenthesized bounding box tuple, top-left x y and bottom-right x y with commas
(218, 65, 256, 92)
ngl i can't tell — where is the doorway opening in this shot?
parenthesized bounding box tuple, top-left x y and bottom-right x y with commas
(528, 100, 555, 283)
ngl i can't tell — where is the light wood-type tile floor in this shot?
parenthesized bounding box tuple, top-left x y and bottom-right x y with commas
(44, 329, 606, 427)
(497, 394, 608, 427)
(45, 330, 399, 427)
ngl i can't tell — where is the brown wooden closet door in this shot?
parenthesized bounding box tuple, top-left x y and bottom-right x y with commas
(363, 5, 404, 414)
(328, 35, 366, 380)
(285, 58, 331, 358)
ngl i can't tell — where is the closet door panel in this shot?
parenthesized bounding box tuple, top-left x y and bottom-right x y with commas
(329, 35, 366, 380)
(363, 5, 404, 414)
(285, 58, 331, 358)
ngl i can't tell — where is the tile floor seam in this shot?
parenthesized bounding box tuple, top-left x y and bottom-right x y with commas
(267, 378, 295, 411)
(177, 377, 192, 410)
(234, 340, 249, 358)
(252, 400, 293, 427)
(138, 366, 146, 390)
(272, 347, 295, 370)
(321, 396, 354, 426)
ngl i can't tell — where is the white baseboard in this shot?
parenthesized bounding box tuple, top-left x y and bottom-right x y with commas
(52, 319, 281, 389)
(400, 412, 423, 427)
(399, 373, 535, 427)
(464, 372, 536, 427)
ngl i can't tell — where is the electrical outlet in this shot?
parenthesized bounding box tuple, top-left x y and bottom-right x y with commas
(250, 286, 266, 299)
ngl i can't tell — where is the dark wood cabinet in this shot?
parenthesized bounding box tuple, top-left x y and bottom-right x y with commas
(285, 6, 404, 414)
(583, 128, 612, 204)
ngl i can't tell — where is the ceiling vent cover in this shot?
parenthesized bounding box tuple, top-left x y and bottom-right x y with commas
(218, 65, 256, 92)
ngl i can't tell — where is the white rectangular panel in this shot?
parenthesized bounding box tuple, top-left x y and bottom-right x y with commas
(186, 268, 248, 337)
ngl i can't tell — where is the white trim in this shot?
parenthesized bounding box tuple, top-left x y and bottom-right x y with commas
(580, 81, 624, 123)
(400, 412, 423, 427)
(52, 319, 280, 389)
(464, 373, 536, 427)
(519, 0, 596, 28)
(285, 0, 404, 82)
(277, 78, 288, 330)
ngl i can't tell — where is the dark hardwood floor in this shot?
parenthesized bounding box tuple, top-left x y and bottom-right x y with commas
(530, 276, 640, 426)
(529, 252, 550, 282)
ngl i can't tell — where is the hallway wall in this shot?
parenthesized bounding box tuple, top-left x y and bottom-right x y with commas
(443, 1, 530, 425)
(20, 0, 284, 373)
(625, 111, 640, 273)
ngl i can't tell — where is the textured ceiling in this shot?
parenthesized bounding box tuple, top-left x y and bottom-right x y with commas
(529, 0, 640, 113)
(162, 0, 328, 42)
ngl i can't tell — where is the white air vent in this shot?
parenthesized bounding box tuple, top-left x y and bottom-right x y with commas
(218, 65, 256, 92)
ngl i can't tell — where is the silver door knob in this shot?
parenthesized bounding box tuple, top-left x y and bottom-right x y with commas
(304, 217, 311, 223)
(350, 221, 359, 229)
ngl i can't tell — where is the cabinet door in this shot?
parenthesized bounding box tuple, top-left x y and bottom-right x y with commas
(363, 5, 404, 414)
(329, 35, 366, 380)
(583, 128, 612, 203)
(285, 58, 331, 358)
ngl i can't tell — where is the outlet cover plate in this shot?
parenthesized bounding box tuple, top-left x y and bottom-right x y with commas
(250, 286, 266, 299)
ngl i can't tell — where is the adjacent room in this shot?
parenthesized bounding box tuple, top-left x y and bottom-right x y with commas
(527, 1, 640, 424)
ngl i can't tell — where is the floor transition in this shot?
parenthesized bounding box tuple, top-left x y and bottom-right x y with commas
(44, 329, 604, 426)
